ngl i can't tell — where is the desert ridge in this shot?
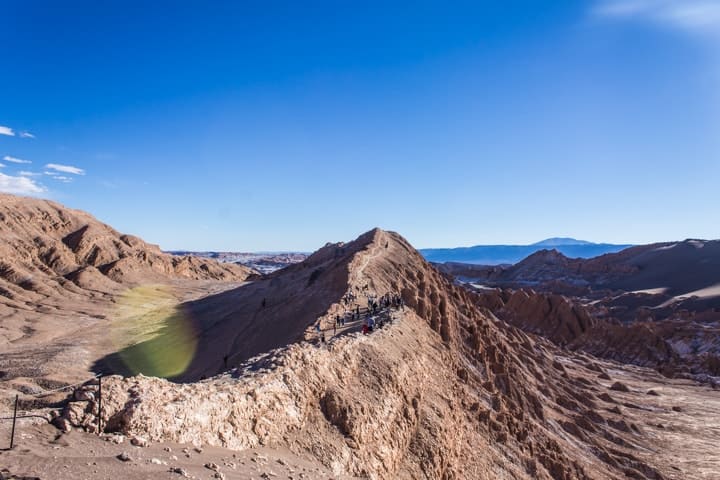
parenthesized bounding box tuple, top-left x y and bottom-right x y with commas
(0, 193, 252, 297)
(0, 196, 717, 479)
(0, 193, 253, 402)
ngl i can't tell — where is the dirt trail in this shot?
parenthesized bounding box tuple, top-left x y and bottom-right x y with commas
(0, 423, 356, 480)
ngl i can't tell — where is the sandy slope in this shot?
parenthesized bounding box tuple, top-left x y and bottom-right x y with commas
(0, 194, 252, 403)
(0, 422, 353, 480)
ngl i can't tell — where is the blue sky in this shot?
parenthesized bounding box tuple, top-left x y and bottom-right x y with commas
(1, 0, 719, 251)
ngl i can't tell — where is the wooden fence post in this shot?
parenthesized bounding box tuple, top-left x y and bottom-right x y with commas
(9, 394, 18, 449)
(97, 375, 102, 435)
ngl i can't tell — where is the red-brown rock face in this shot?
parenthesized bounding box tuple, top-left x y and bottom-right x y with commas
(70, 229, 674, 479)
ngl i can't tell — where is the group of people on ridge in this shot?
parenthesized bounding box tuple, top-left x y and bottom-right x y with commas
(315, 289, 405, 343)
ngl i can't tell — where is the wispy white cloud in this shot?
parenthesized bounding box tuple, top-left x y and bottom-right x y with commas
(18, 171, 41, 177)
(42, 172, 73, 182)
(0, 126, 35, 138)
(3, 155, 32, 164)
(0, 126, 15, 137)
(595, 0, 720, 33)
(0, 172, 46, 195)
(45, 163, 85, 175)
(50, 175, 73, 183)
(0, 163, 5, 168)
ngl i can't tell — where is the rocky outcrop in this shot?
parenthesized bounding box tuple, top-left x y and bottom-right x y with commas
(0, 194, 252, 297)
(476, 288, 596, 345)
(0, 194, 252, 401)
(471, 286, 720, 380)
(569, 323, 679, 368)
(442, 238, 720, 380)
(57, 229, 669, 479)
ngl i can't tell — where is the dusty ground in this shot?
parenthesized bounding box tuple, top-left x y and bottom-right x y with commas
(594, 364, 720, 478)
(0, 422, 354, 479)
(548, 353, 720, 479)
(0, 280, 245, 409)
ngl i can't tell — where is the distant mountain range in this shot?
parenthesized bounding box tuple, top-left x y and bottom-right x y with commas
(420, 238, 632, 265)
(440, 239, 720, 297)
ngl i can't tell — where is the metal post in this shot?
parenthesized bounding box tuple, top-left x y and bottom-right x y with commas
(97, 375, 102, 435)
(9, 394, 18, 449)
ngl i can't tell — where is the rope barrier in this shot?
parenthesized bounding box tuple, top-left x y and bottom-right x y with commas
(20, 373, 102, 399)
(0, 414, 49, 421)
(1, 373, 104, 449)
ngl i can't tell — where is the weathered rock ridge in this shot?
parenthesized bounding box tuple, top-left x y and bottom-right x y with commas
(0, 194, 252, 301)
(0, 194, 252, 401)
(66, 229, 679, 479)
(471, 287, 719, 381)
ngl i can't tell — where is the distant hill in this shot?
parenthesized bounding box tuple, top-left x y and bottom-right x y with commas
(420, 238, 632, 265)
(167, 251, 308, 274)
(531, 237, 594, 247)
(440, 239, 720, 298)
(0, 193, 252, 299)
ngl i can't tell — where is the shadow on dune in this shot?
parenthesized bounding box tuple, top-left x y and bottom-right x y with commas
(92, 238, 364, 383)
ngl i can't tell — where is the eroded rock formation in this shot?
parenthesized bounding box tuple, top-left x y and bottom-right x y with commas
(59, 229, 673, 479)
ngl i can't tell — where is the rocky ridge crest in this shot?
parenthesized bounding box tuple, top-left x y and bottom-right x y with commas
(61, 229, 672, 479)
